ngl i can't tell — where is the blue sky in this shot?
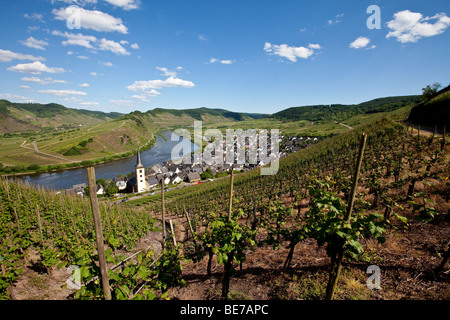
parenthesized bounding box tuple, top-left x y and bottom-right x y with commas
(0, 0, 449, 114)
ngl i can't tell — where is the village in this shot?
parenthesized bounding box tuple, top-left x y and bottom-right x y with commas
(64, 134, 321, 198)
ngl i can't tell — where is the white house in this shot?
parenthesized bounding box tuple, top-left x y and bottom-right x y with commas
(96, 184, 104, 195)
(116, 180, 127, 191)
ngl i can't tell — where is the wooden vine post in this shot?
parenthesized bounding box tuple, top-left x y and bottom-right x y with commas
(228, 169, 234, 221)
(87, 167, 111, 301)
(169, 220, 177, 246)
(35, 205, 44, 244)
(326, 132, 367, 300)
(222, 169, 235, 298)
(161, 178, 166, 248)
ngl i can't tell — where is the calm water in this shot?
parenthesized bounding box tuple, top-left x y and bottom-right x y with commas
(20, 131, 197, 190)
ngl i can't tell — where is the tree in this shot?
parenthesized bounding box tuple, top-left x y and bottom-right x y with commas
(200, 168, 213, 180)
(422, 83, 441, 101)
(96, 178, 107, 187)
(104, 180, 119, 197)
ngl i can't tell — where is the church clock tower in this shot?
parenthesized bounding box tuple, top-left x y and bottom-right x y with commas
(135, 148, 146, 193)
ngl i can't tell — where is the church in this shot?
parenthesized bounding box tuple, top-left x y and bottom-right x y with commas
(126, 149, 150, 193)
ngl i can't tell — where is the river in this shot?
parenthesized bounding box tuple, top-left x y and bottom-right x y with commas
(19, 131, 197, 191)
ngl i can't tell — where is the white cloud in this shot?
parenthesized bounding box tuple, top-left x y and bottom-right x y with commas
(100, 61, 113, 67)
(209, 57, 234, 64)
(52, 6, 128, 34)
(20, 36, 48, 50)
(98, 38, 130, 55)
(38, 89, 87, 96)
(50, 0, 97, 6)
(24, 13, 45, 23)
(386, 10, 450, 43)
(349, 36, 375, 49)
(79, 83, 90, 87)
(0, 49, 45, 63)
(20, 85, 31, 89)
(77, 55, 89, 59)
(308, 43, 321, 50)
(131, 89, 160, 102)
(21, 76, 68, 84)
(7, 61, 66, 75)
(60, 96, 83, 102)
(198, 34, 208, 43)
(127, 77, 195, 91)
(52, 30, 97, 49)
(80, 101, 99, 106)
(130, 43, 139, 49)
(0, 93, 34, 103)
(264, 42, 320, 62)
(328, 13, 344, 25)
(67, 51, 74, 55)
(103, 0, 139, 10)
(156, 67, 178, 77)
(52, 30, 131, 56)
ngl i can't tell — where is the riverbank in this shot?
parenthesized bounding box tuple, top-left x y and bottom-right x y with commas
(0, 130, 161, 178)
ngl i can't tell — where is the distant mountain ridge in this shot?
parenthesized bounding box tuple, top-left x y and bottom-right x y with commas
(146, 107, 266, 121)
(0, 93, 425, 134)
(0, 100, 268, 133)
(269, 95, 422, 123)
(0, 99, 123, 133)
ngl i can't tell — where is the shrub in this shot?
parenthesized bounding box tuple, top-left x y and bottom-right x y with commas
(27, 164, 40, 171)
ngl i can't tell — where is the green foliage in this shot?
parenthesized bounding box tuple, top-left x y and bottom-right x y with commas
(0, 177, 157, 299)
(408, 192, 440, 222)
(305, 178, 386, 261)
(270, 96, 421, 123)
(421, 82, 441, 101)
(63, 146, 83, 156)
(27, 164, 40, 171)
(104, 180, 119, 197)
(200, 168, 213, 180)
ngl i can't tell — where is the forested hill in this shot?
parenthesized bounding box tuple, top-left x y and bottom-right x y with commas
(146, 107, 266, 121)
(407, 84, 450, 129)
(0, 99, 123, 133)
(269, 95, 421, 122)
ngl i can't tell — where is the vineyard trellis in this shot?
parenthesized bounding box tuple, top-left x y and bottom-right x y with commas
(1, 117, 449, 300)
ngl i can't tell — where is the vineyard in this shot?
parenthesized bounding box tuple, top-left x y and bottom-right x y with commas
(1, 117, 449, 300)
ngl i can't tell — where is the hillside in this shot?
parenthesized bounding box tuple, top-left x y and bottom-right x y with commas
(0, 100, 123, 133)
(126, 117, 450, 300)
(407, 85, 450, 129)
(1, 117, 448, 301)
(0, 104, 267, 171)
(269, 95, 421, 123)
(144, 107, 266, 124)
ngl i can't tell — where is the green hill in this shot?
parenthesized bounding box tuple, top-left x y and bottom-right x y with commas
(407, 85, 450, 129)
(269, 95, 421, 123)
(0, 100, 123, 133)
(146, 107, 266, 122)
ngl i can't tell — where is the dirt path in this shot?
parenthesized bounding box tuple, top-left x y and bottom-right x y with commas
(338, 122, 353, 130)
(19, 140, 77, 163)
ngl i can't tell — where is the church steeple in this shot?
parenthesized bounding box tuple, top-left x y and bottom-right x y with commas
(135, 148, 146, 193)
(136, 148, 144, 169)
